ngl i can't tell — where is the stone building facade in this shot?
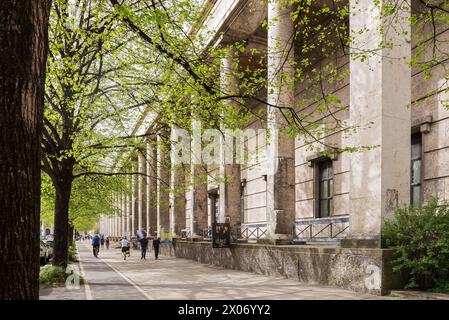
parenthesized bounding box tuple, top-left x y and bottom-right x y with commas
(99, 0, 449, 294)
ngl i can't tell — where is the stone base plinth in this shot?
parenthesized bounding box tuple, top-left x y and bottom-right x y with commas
(256, 238, 292, 245)
(170, 241, 403, 295)
(340, 238, 381, 249)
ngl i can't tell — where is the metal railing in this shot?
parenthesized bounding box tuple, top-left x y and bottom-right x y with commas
(202, 227, 212, 239)
(180, 229, 191, 239)
(294, 216, 349, 241)
(239, 223, 267, 240)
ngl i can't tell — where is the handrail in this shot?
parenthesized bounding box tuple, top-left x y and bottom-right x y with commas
(294, 216, 349, 225)
(180, 229, 191, 239)
(239, 224, 267, 240)
(294, 216, 349, 240)
(202, 227, 212, 239)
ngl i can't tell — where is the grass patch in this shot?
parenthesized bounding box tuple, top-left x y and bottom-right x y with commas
(40, 264, 84, 288)
(39, 266, 67, 287)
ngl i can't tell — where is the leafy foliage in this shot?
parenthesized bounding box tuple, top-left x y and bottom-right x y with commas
(39, 266, 68, 287)
(41, 172, 127, 232)
(68, 244, 78, 262)
(383, 198, 449, 290)
(39, 264, 84, 287)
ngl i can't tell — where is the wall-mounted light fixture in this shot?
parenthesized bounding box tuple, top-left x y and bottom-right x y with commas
(240, 178, 247, 188)
(262, 174, 267, 181)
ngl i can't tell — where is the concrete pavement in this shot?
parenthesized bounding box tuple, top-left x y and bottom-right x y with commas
(40, 240, 393, 300)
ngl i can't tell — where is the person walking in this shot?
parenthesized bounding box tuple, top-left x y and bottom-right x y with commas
(152, 237, 160, 260)
(92, 234, 100, 258)
(105, 236, 110, 250)
(140, 237, 149, 260)
(121, 237, 130, 260)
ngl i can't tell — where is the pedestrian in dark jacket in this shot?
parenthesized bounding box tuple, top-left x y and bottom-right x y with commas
(152, 237, 161, 260)
(140, 237, 149, 260)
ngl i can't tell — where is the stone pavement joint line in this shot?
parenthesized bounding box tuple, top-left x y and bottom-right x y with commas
(94, 248, 153, 300)
(78, 250, 93, 300)
(40, 240, 394, 300)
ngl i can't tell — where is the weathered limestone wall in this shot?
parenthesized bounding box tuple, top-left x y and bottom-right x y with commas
(240, 118, 267, 224)
(185, 176, 193, 234)
(411, 25, 449, 203)
(168, 241, 401, 295)
(294, 54, 350, 221)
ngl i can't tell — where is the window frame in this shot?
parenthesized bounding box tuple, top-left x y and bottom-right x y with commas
(314, 159, 334, 218)
(411, 132, 423, 206)
(208, 188, 219, 224)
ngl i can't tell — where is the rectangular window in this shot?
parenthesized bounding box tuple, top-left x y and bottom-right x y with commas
(208, 189, 220, 224)
(411, 133, 422, 206)
(318, 160, 333, 218)
(240, 192, 245, 224)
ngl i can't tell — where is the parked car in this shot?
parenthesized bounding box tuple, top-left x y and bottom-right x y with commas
(40, 240, 49, 265)
(43, 240, 54, 260)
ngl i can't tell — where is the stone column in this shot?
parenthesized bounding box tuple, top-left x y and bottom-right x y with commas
(343, 0, 411, 248)
(114, 193, 118, 237)
(121, 193, 125, 237)
(112, 197, 115, 237)
(147, 138, 158, 236)
(126, 178, 132, 237)
(157, 129, 171, 236)
(138, 151, 147, 233)
(128, 175, 134, 238)
(190, 119, 209, 237)
(115, 193, 119, 237)
(132, 159, 139, 236)
(170, 130, 186, 236)
(265, 0, 296, 242)
(219, 46, 242, 233)
(117, 194, 122, 237)
(125, 193, 130, 238)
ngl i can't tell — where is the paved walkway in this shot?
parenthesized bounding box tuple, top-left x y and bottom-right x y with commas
(40, 240, 393, 300)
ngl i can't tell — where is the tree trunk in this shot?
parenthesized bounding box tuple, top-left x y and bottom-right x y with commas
(53, 178, 73, 267)
(0, 1, 50, 299)
(68, 224, 74, 247)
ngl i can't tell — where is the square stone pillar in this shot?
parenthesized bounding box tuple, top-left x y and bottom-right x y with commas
(117, 193, 121, 237)
(126, 193, 131, 236)
(130, 174, 135, 237)
(265, 0, 296, 241)
(138, 151, 147, 233)
(132, 159, 139, 236)
(190, 119, 209, 237)
(126, 176, 133, 237)
(146, 138, 158, 236)
(121, 194, 125, 237)
(170, 128, 186, 236)
(157, 129, 171, 236)
(115, 193, 119, 237)
(113, 197, 117, 237)
(170, 163, 186, 236)
(219, 45, 241, 233)
(343, 0, 411, 248)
